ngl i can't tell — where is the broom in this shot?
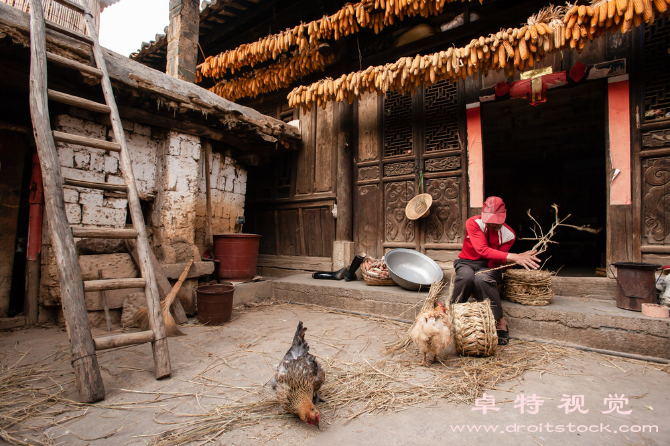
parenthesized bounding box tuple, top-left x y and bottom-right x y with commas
(133, 258, 193, 337)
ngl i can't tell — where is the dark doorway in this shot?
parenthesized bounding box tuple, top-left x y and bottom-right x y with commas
(481, 82, 607, 276)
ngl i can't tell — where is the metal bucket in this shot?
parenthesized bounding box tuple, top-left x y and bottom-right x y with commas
(195, 284, 235, 325)
(610, 262, 662, 311)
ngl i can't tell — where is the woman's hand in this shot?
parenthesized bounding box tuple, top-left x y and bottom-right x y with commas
(507, 250, 540, 270)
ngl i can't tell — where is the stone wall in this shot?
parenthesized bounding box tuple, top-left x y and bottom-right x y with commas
(194, 149, 247, 254)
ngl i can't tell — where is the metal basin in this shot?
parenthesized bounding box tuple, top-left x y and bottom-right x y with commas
(385, 248, 444, 291)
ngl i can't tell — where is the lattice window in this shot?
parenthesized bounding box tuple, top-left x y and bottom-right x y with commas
(644, 16, 670, 121)
(425, 80, 459, 152)
(383, 91, 413, 158)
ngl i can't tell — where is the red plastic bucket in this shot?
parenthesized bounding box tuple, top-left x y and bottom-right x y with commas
(212, 234, 261, 280)
(196, 284, 235, 325)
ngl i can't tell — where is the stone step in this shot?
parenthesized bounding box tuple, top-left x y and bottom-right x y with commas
(270, 273, 670, 360)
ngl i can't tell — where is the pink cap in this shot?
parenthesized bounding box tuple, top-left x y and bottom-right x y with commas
(481, 196, 506, 225)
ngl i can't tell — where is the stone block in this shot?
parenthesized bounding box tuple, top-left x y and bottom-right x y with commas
(76, 238, 125, 255)
(104, 197, 128, 209)
(65, 203, 82, 224)
(103, 155, 118, 174)
(61, 166, 104, 183)
(332, 241, 355, 270)
(89, 151, 105, 172)
(79, 190, 104, 208)
(161, 261, 215, 279)
(121, 292, 146, 328)
(58, 146, 74, 168)
(81, 206, 126, 227)
(106, 175, 125, 185)
(63, 188, 79, 204)
(74, 152, 91, 169)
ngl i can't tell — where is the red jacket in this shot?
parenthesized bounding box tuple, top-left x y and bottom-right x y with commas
(459, 215, 516, 268)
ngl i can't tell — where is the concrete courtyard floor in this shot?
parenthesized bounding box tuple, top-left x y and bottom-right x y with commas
(1, 302, 669, 446)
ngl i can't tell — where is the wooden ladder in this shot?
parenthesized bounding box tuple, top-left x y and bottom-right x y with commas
(28, 0, 170, 402)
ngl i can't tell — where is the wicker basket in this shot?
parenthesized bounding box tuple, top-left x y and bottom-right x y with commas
(504, 269, 553, 306)
(362, 268, 395, 286)
(450, 301, 498, 357)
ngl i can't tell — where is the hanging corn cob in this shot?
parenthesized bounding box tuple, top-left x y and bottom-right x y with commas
(284, 0, 667, 111)
(197, 0, 484, 81)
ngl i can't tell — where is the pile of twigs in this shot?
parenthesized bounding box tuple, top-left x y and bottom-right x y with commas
(151, 339, 569, 445)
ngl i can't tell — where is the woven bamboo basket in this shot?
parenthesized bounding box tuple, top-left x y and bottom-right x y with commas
(361, 261, 395, 286)
(450, 301, 498, 357)
(504, 269, 553, 306)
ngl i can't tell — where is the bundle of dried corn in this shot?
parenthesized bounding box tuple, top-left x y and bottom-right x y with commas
(287, 0, 668, 112)
(197, 0, 477, 81)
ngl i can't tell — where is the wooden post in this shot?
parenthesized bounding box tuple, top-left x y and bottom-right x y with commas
(336, 102, 354, 241)
(25, 147, 43, 326)
(79, 3, 171, 378)
(29, 0, 105, 403)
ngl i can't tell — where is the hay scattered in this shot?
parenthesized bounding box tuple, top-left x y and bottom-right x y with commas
(150, 340, 570, 445)
(505, 269, 553, 306)
(450, 301, 498, 356)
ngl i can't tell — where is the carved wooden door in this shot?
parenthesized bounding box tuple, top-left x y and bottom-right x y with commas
(354, 80, 466, 259)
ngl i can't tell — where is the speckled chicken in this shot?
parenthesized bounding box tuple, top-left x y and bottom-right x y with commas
(410, 302, 452, 366)
(269, 321, 325, 428)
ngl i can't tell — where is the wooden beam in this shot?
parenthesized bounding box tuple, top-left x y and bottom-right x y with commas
(71, 227, 138, 239)
(640, 147, 670, 158)
(45, 19, 93, 45)
(64, 177, 128, 192)
(336, 102, 353, 241)
(48, 90, 110, 113)
(83, 278, 146, 291)
(0, 317, 25, 330)
(53, 131, 121, 151)
(29, 0, 105, 403)
(47, 51, 102, 77)
(94, 330, 155, 351)
(640, 245, 670, 254)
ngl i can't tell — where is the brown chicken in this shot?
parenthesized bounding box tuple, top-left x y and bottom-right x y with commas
(270, 321, 325, 429)
(410, 302, 452, 366)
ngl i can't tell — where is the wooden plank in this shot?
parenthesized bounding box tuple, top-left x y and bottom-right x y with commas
(53, 131, 120, 151)
(47, 89, 110, 113)
(46, 51, 101, 77)
(257, 254, 332, 271)
(302, 208, 323, 257)
(72, 227, 137, 239)
(94, 330, 154, 351)
(354, 184, 380, 258)
(29, 0, 104, 403)
(640, 245, 670, 254)
(64, 177, 127, 191)
(425, 250, 461, 262)
(336, 102, 354, 241)
(277, 209, 300, 255)
(640, 147, 670, 158)
(0, 317, 25, 330)
(83, 278, 146, 291)
(321, 207, 335, 258)
(296, 108, 315, 195)
(357, 92, 379, 162)
(0, 131, 26, 317)
(314, 101, 335, 193)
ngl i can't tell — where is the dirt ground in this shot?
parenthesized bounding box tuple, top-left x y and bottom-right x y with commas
(1, 302, 669, 446)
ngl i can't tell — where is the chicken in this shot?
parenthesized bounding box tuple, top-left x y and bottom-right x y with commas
(410, 302, 452, 366)
(269, 321, 326, 429)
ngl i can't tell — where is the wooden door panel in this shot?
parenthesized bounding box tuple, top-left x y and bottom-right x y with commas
(384, 181, 415, 243)
(315, 102, 336, 193)
(425, 177, 461, 244)
(320, 207, 335, 257)
(358, 92, 379, 162)
(277, 210, 300, 255)
(296, 109, 315, 195)
(643, 157, 670, 245)
(303, 208, 323, 256)
(355, 184, 380, 257)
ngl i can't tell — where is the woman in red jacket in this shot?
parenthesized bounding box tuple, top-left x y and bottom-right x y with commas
(451, 196, 539, 345)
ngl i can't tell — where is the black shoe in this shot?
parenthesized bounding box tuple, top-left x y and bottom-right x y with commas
(344, 254, 366, 282)
(497, 329, 509, 346)
(312, 267, 348, 280)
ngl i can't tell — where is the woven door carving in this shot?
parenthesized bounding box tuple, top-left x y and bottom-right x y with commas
(643, 157, 670, 244)
(425, 80, 459, 152)
(385, 181, 415, 242)
(383, 92, 413, 157)
(425, 178, 461, 243)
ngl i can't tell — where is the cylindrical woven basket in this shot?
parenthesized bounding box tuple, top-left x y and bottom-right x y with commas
(504, 269, 553, 306)
(362, 269, 395, 286)
(450, 301, 498, 357)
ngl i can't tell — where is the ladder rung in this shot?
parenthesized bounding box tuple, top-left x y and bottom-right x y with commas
(64, 177, 127, 192)
(83, 278, 146, 292)
(45, 20, 93, 45)
(51, 0, 86, 14)
(94, 330, 155, 351)
(48, 90, 110, 114)
(46, 52, 102, 78)
(53, 131, 120, 152)
(72, 227, 137, 239)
